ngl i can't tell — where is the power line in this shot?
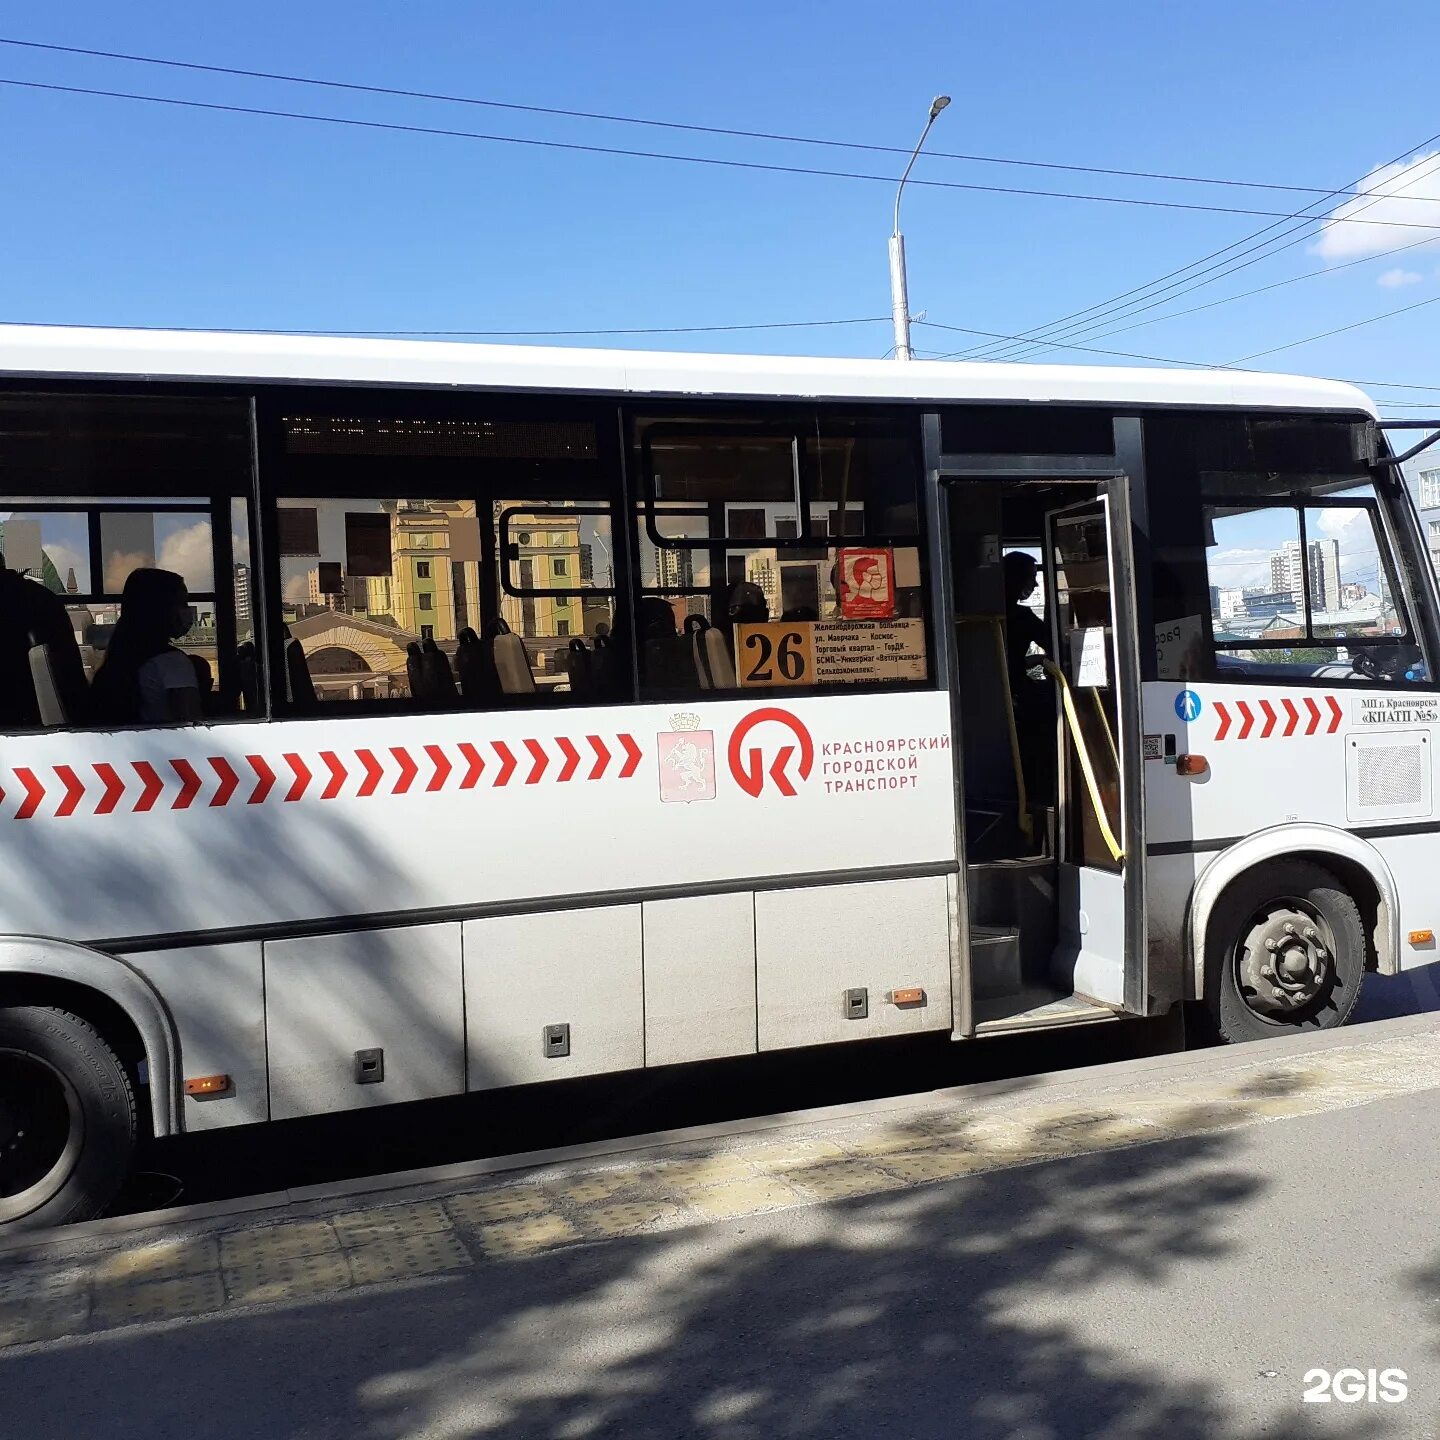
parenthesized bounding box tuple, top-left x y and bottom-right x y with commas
(7, 34, 1440, 205)
(1001, 156, 1440, 361)
(1227, 291, 1440, 364)
(10, 75, 1440, 232)
(0, 315, 890, 338)
(955, 132, 1440, 363)
(1036, 234, 1440, 348)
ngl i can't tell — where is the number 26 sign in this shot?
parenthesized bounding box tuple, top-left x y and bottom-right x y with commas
(736, 623, 815, 688)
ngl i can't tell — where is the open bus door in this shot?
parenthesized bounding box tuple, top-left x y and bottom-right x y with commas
(940, 463, 1147, 1035)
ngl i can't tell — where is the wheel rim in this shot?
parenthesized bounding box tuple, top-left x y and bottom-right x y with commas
(1233, 896, 1339, 1024)
(0, 1050, 84, 1223)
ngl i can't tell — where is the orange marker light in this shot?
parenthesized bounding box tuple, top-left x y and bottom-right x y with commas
(1409, 930, 1435, 946)
(1176, 754, 1209, 776)
(891, 986, 926, 1006)
(184, 1074, 231, 1096)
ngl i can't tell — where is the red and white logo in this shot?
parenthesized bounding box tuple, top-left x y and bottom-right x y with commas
(837, 547, 896, 619)
(727, 707, 815, 797)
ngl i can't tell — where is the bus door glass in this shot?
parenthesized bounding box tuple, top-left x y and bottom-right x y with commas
(1044, 494, 1133, 1008)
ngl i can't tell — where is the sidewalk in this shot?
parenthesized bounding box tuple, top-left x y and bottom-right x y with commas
(6, 1013, 1440, 1438)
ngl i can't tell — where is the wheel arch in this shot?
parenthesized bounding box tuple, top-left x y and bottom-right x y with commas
(1188, 823, 1399, 998)
(0, 936, 179, 1138)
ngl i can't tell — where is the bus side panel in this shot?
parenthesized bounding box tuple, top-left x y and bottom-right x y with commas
(0, 691, 957, 943)
(126, 942, 266, 1130)
(1370, 835, 1440, 972)
(265, 922, 464, 1120)
(643, 893, 757, 1066)
(463, 906, 643, 1088)
(755, 876, 951, 1050)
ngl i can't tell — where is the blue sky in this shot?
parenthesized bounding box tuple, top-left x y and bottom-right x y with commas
(4, 2, 1440, 413)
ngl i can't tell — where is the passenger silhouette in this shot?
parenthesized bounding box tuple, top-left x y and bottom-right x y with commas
(88, 568, 201, 725)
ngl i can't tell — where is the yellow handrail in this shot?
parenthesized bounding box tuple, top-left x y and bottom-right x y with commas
(954, 613, 1031, 844)
(1041, 660, 1124, 863)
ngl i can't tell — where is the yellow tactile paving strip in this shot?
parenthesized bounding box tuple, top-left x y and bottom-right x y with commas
(2, 1027, 1439, 1348)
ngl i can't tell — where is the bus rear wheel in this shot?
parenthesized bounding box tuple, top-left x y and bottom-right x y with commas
(0, 1007, 136, 1229)
(1206, 862, 1366, 1044)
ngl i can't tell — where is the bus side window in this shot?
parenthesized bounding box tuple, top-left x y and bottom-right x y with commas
(630, 410, 932, 700)
(0, 392, 255, 731)
(1205, 494, 1426, 684)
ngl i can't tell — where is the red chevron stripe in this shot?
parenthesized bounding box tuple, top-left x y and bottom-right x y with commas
(133, 761, 164, 813)
(493, 741, 517, 787)
(524, 738, 548, 785)
(1282, 699, 1299, 738)
(282, 753, 312, 803)
(209, 757, 239, 808)
(355, 749, 383, 797)
(586, 734, 611, 780)
(425, 744, 452, 793)
(14, 767, 45, 820)
(94, 762, 125, 815)
(1259, 700, 1277, 740)
(556, 736, 580, 783)
(1236, 702, 1255, 741)
(1304, 697, 1322, 736)
(171, 759, 203, 810)
(619, 733, 642, 779)
(320, 750, 347, 800)
(1327, 695, 1344, 734)
(391, 747, 419, 794)
(246, 754, 276, 805)
(54, 765, 85, 818)
(458, 742, 485, 789)
(1214, 702, 1231, 742)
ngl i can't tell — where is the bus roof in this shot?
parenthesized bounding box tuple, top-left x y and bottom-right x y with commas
(0, 323, 1378, 416)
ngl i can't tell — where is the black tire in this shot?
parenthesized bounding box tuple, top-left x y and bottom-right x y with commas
(0, 1006, 136, 1229)
(1205, 861, 1366, 1044)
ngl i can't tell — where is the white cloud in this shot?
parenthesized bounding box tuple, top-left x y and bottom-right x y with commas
(1311, 151, 1440, 261)
(157, 521, 215, 591)
(1208, 546, 1275, 591)
(1378, 268, 1424, 288)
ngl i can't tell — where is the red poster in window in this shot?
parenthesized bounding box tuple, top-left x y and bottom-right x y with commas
(837, 548, 896, 619)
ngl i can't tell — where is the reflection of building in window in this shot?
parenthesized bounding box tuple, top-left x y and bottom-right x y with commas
(1270, 537, 1340, 611)
(499, 508, 584, 671)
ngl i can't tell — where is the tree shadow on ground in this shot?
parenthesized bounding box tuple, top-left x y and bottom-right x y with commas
(12, 1121, 1390, 1440)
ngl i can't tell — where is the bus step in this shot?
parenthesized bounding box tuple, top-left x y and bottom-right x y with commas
(967, 858, 1055, 929)
(970, 924, 1022, 1001)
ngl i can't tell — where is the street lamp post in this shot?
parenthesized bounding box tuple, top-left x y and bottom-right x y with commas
(889, 95, 950, 361)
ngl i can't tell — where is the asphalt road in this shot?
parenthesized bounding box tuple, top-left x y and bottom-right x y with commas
(108, 959, 1440, 1223)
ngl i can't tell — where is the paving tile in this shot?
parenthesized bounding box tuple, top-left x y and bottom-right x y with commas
(656, 1155, 758, 1189)
(684, 1176, 803, 1220)
(879, 1148, 999, 1184)
(218, 1220, 339, 1268)
(847, 1129, 951, 1158)
(223, 1250, 352, 1306)
(548, 1172, 640, 1205)
(347, 1231, 472, 1286)
(780, 1159, 903, 1200)
(741, 1138, 849, 1169)
(0, 1292, 89, 1346)
(93, 1236, 221, 1286)
(332, 1201, 454, 1246)
(475, 1214, 582, 1258)
(0, 1264, 88, 1302)
(92, 1271, 226, 1327)
(580, 1199, 689, 1237)
(448, 1187, 552, 1225)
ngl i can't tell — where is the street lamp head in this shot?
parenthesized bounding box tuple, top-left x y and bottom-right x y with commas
(929, 95, 952, 121)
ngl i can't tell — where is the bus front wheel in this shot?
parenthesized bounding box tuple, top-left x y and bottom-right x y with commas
(1205, 862, 1366, 1044)
(0, 1006, 136, 1229)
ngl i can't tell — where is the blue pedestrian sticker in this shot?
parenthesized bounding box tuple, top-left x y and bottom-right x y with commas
(1175, 689, 1203, 722)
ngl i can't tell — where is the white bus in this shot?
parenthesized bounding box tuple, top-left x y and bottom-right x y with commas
(1, 325, 1436, 1229)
